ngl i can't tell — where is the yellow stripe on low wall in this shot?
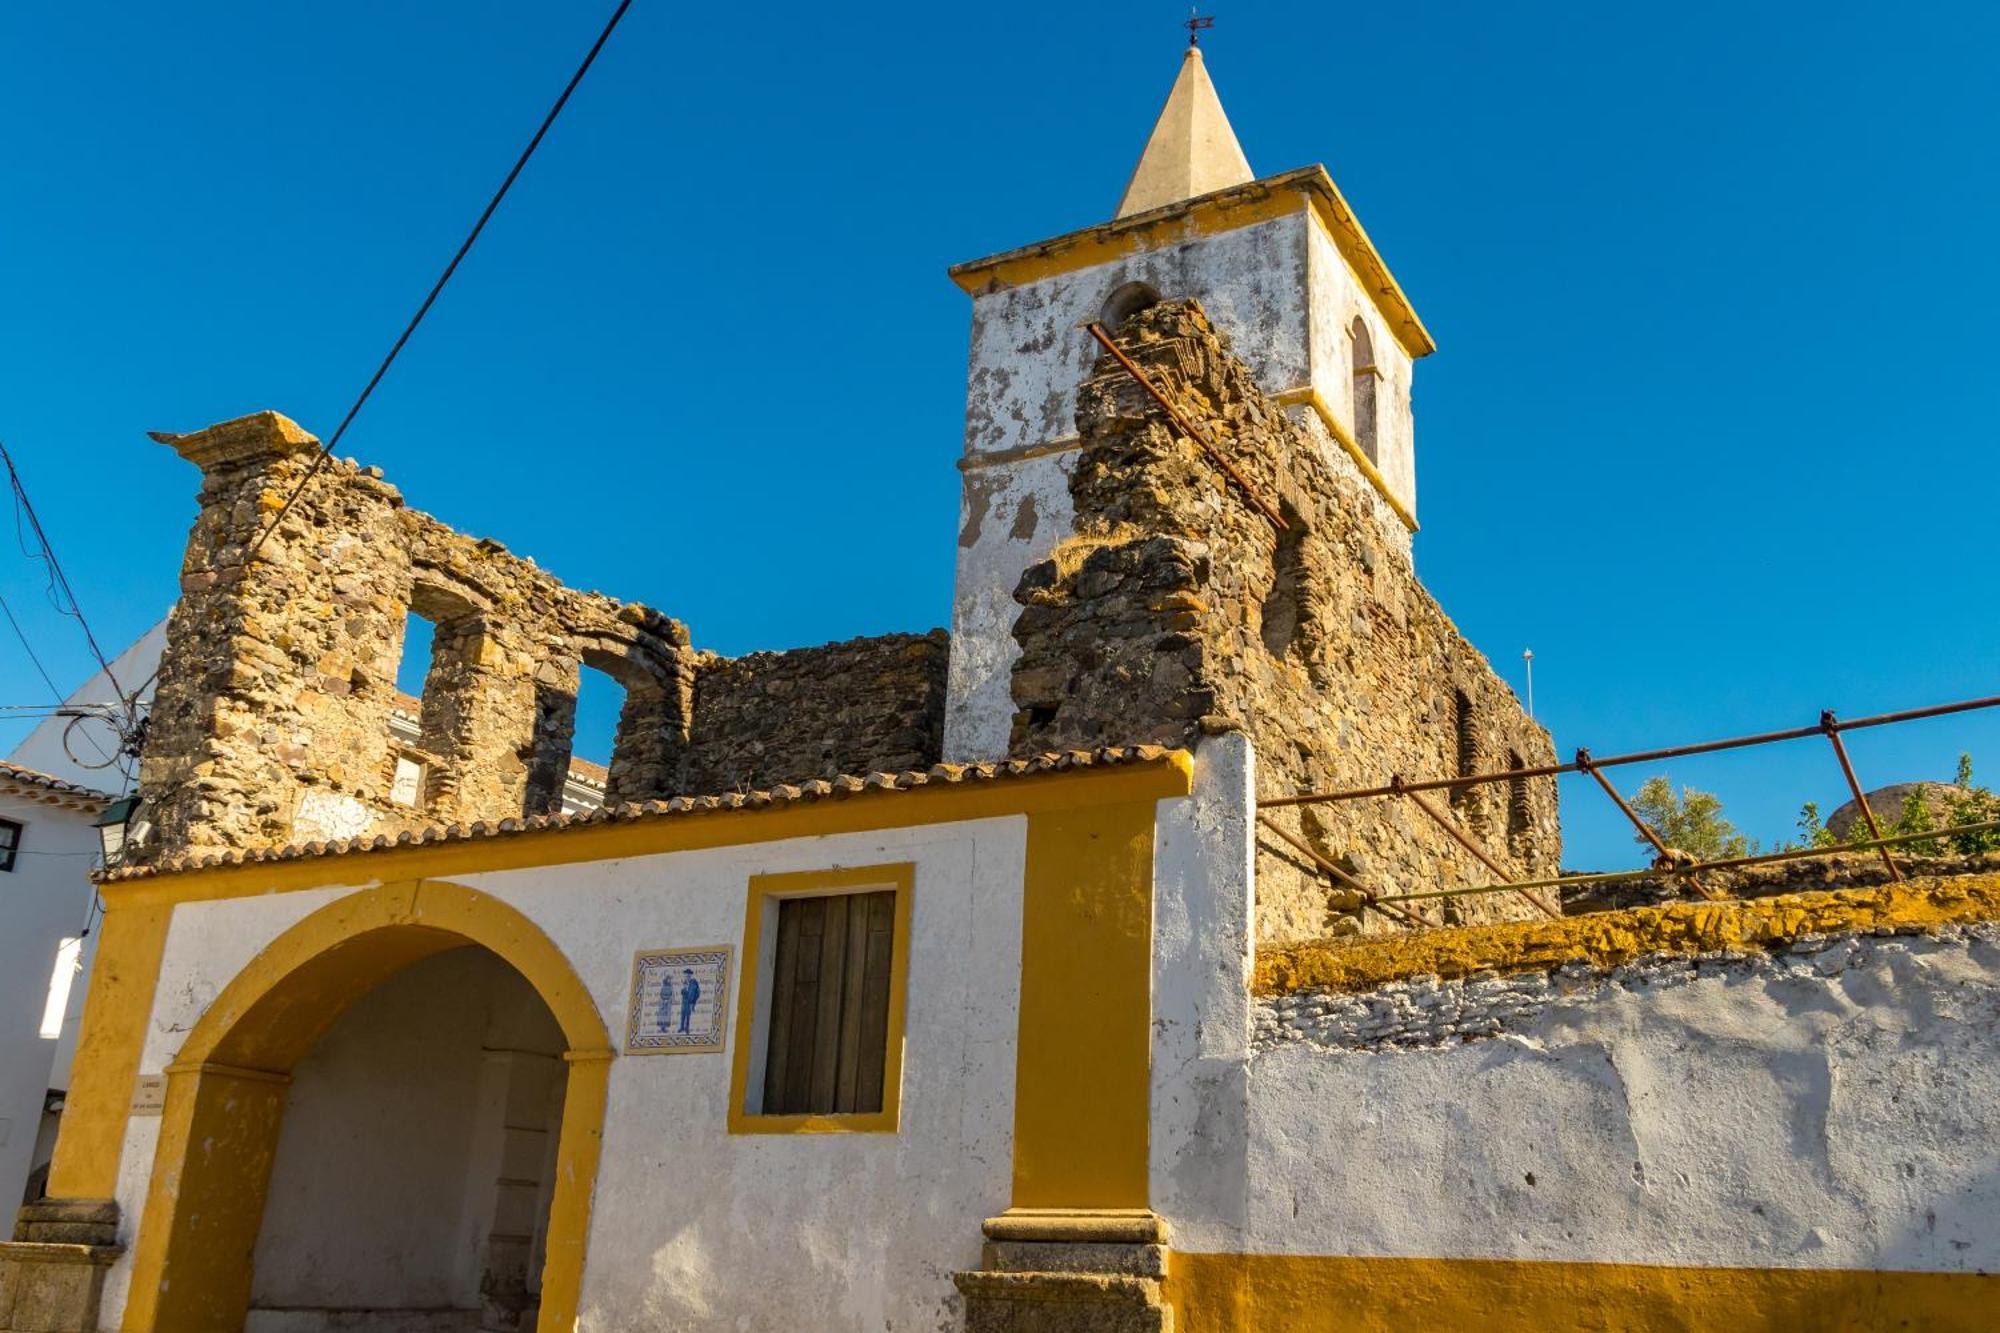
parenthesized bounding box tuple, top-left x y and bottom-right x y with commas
(1257, 872, 2000, 996)
(1166, 1252, 2000, 1332)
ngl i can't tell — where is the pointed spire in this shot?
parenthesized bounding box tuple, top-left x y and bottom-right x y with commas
(1114, 46, 1255, 219)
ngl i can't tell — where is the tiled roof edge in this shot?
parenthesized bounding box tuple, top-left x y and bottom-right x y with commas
(0, 759, 115, 805)
(98, 745, 1177, 882)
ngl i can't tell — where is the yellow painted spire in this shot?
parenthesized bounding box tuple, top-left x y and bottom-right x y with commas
(1114, 45, 1255, 219)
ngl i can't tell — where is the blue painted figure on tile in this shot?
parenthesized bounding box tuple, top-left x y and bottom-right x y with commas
(678, 967, 700, 1033)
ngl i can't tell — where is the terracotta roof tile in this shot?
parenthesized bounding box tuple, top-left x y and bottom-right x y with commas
(97, 746, 1179, 882)
(0, 759, 114, 805)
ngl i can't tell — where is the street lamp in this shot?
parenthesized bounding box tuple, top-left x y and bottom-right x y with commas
(93, 795, 140, 868)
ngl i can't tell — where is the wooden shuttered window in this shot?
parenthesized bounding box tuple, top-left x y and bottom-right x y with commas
(761, 890, 897, 1116)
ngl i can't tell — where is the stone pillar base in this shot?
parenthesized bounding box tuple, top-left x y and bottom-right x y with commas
(0, 1200, 121, 1333)
(953, 1210, 1171, 1333)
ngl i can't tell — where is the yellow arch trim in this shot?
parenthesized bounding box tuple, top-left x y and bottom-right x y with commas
(120, 879, 611, 1333)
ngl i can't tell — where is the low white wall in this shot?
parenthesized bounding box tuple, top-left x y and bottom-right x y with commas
(99, 815, 1031, 1332)
(1236, 925, 2000, 1272)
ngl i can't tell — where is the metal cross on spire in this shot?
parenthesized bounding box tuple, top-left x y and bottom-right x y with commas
(1185, 9, 1215, 46)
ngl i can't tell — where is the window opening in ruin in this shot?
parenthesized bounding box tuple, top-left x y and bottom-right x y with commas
(393, 610, 438, 716)
(1451, 689, 1477, 812)
(389, 608, 442, 807)
(1101, 280, 1162, 329)
(572, 665, 623, 770)
(1507, 750, 1531, 839)
(1261, 507, 1311, 661)
(554, 663, 626, 815)
(1350, 316, 1380, 463)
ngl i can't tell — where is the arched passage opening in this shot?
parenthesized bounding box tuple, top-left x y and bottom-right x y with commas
(122, 881, 611, 1333)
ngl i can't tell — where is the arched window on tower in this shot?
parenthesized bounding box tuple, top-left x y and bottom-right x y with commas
(1350, 316, 1379, 464)
(1101, 281, 1162, 329)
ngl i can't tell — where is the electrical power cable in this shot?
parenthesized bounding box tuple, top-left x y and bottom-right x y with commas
(247, 0, 636, 558)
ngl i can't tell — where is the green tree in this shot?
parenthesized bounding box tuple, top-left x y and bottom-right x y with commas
(1629, 776, 1753, 861)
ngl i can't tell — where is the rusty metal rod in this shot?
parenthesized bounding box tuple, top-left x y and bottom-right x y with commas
(1575, 748, 1728, 902)
(1392, 777, 1561, 919)
(1083, 321, 1290, 533)
(1365, 815, 2000, 906)
(1255, 813, 1422, 926)
(1821, 711, 1902, 882)
(1261, 693, 2000, 808)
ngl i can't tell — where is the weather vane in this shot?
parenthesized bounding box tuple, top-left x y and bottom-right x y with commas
(1186, 9, 1215, 47)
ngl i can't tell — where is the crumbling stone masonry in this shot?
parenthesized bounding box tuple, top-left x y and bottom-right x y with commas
(1006, 302, 1560, 944)
(133, 412, 947, 865)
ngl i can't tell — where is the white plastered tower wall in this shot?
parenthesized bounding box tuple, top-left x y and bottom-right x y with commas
(943, 50, 1428, 763)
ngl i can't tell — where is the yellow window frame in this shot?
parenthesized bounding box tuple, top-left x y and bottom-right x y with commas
(728, 861, 914, 1134)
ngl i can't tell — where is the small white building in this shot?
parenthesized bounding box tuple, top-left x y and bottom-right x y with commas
(0, 761, 109, 1211)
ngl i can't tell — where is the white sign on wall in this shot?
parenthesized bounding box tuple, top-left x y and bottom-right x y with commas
(625, 947, 731, 1056)
(130, 1074, 166, 1116)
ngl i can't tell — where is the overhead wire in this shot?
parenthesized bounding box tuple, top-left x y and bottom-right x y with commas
(2, 439, 124, 702)
(246, 0, 636, 558)
(0, 589, 66, 703)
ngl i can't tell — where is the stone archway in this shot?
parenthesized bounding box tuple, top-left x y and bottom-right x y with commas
(119, 881, 612, 1333)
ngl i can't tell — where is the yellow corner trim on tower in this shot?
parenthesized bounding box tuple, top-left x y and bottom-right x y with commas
(949, 166, 1437, 361)
(727, 862, 916, 1136)
(1275, 386, 1419, 533)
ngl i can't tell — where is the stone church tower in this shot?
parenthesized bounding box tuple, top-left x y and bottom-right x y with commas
(945, 44, 1433, 763)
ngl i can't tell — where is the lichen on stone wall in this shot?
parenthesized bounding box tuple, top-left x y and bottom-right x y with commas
(1255, 921, 2000, 1052)
(1255, 871, 2000, 997)
(677, 632, 948, 795)
(1005, 303, 1559, 945)
(132, 411, 948, 864)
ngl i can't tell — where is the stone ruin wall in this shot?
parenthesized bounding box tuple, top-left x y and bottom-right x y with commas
(1005, 301, 1560, 947)
(132, 411, 947, 864)
(678, 632, 948, 795)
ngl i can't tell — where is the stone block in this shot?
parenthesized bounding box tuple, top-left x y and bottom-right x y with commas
(0, 1242, 120, 1333)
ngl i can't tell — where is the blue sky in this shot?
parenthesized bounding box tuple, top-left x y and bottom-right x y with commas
(3, 1, 1996, 867)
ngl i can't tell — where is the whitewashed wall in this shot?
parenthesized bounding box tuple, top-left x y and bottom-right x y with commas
(1240, 929, 2000, 1273)
(98, 815, 1032, 1332)
(0, 794, 99, 1211)
(945, 210, 1419, 762)
(1143, 744, 2000, 1277)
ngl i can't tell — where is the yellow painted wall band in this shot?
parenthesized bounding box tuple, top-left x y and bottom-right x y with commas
(1009, 799, 1158, 1209)
(1166, 1251, 2000, 1332)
